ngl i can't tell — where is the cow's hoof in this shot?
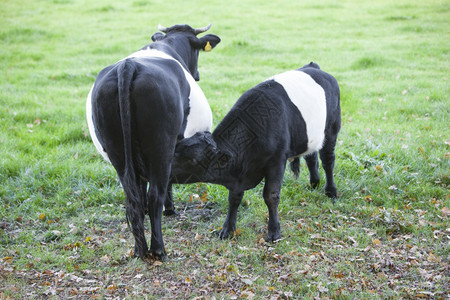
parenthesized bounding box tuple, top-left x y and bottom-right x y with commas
(218, 228, 233, 240)
(325, 188, 337, 199)
(133, 245, 150, 260)
(310, 180, 320, 189)
(265, 232, 281, 243)
(150, 250, 168, 262)
(155, 253, 168, 262)
(163, 209, 178, 217)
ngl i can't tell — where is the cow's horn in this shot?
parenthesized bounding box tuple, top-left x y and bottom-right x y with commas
(194, 23, 212, 35)
(158, 24, 168, 33)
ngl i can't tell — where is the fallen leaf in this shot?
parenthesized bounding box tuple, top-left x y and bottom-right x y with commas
(189, 193, 199, 203)
(39, 213, 46, 221)
(100, 255, 111, 264)
(241, 290, 255, 299)
(227, 264, 239, 274)
(298, 264, 311, 275)
(416, 291, 435, 298)
(317, 282, 329, 293)
(427, 253, 438, 263)
(214, 274, 227, 284)
(348, 236, 359, 247)
(359, 246, 371, 252)
(373, 239, 382, 246)
(51, 230, 61, 236)
(200, 192, 208, 202)
(441, 207, 450, 216)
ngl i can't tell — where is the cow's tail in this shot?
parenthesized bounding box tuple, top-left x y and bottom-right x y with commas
(289, 157, 300, 179)
(117, 59, 147, 257)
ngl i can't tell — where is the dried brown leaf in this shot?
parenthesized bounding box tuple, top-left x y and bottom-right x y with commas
(373, 239, 382, 246)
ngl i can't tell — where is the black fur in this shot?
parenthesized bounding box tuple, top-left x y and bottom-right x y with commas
(89, 24, 220, 261)
(172, 63, 341, 242)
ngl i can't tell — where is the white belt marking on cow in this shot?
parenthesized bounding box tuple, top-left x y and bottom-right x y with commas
(86, 84, 110, 162)
(86, 48, 212, 161)
(270, 70, 327, 156)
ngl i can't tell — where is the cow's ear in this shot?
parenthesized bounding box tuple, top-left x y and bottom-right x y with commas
(201, 131, 216, 145)
(151, 32, 165, 42)
(198, 34, 221, 52)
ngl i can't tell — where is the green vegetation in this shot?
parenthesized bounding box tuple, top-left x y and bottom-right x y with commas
(1, 0, 448, 298)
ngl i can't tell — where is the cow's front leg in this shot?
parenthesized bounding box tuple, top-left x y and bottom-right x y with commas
(163, 183, 178, 216)
(219, 190, 244, 239)
(263, 162, 286, 242)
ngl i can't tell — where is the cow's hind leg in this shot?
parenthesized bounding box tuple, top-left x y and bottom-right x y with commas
(319, 137, 338, 199)
(263, 161, 286, 242)
(304, 152, 320, 189)
(147, 178, 168, 261)
(144, 150, 173, 261)
(121, 175, 149, 259)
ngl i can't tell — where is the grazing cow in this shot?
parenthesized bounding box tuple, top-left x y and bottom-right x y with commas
(172, 62, 341, 242)
(86, 24, 220, 260)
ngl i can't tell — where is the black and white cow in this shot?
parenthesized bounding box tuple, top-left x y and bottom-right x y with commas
(172, 62, 341, 242)
(86, 24, 220, 260)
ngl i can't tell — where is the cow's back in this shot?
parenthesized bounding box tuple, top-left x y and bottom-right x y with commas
(297, 67, 341, 136)
(214, 68, 337, 161)
(125, 48, 213, 138)
(87, 49, 213, 166)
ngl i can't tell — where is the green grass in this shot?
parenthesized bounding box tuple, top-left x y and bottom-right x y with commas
(1, 0, 449, 298)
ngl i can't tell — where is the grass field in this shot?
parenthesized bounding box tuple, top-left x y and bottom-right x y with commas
(1, 0, 449, 298)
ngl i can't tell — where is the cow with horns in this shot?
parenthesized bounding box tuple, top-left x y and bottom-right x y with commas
(86, 24, 220, 260)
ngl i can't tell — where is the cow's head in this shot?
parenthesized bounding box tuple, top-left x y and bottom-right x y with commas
(151, 24, 221, 81)
(171, 131, 231, 183)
